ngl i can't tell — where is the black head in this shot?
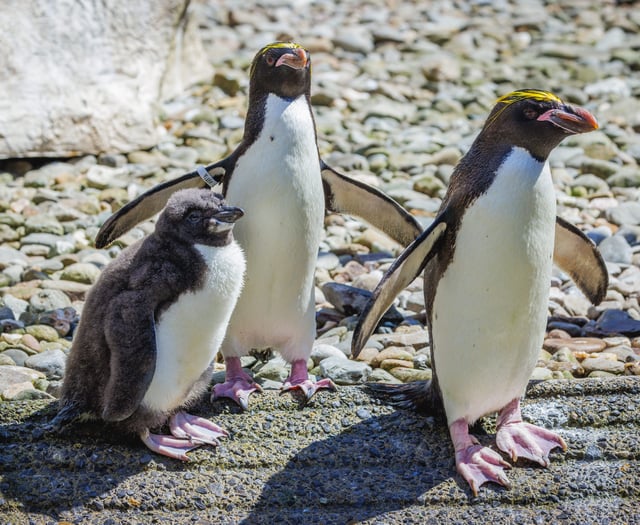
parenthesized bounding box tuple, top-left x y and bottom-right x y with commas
(155, 189, 244, 247)
(249, 42, 311, 101)
(479, 89, 599, 161)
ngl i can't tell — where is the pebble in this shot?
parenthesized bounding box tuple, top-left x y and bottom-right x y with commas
(24, 349, 67, 380)
(319, 357, 371, 385)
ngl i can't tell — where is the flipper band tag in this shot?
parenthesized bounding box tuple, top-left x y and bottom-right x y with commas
(197, 166, 218, 188)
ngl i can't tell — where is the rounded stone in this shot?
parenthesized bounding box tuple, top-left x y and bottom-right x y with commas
(24, 349, 67, 380)
(388, 367, 432, 382)
(29, 289, 72, 312)
(25, 324, 60, 342)
(543, 338, 607, 354)
(319, 357, 371, 385)
(60, 262, 102, 284)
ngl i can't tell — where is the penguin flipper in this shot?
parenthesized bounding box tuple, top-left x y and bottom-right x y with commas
(352, 218, 447, 357)
(554, 216, 608, 305)
(101, 295, 158, 422)
(94, 161, 228, 248)
(321, 162, 423, 247)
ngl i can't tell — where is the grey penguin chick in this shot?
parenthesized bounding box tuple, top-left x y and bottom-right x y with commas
(52, 188, 246, 460)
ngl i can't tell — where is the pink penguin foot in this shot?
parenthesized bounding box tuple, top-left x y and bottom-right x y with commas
(169, 411, 228, 445)
(281, 359, 336, 401)
(450, 418, 512, 496)
(139, 411, 227, 461)
(211, 356, 262, 410)
(496, 398, 567, 466)
(140, 431, 201, 461)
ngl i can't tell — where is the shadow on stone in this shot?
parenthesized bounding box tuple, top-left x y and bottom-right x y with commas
(238, 409, 458, 524)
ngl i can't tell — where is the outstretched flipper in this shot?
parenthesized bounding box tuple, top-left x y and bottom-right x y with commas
(351, 217, 447, 357)
(95, 162, 228, 248)
(554, 216, 608, 304)
(321, 162, 423, 247)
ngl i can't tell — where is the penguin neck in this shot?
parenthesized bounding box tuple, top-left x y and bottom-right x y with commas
(243, 92, 314, 147)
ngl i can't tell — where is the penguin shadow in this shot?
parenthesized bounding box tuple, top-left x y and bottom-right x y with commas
(237, 405, 487, 525)
(0, 400, 183, 518)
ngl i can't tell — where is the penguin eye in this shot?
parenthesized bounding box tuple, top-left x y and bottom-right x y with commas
(523, 106, 539, 120)
(186, 210, 202, 224)
(265, 54, 276, 66)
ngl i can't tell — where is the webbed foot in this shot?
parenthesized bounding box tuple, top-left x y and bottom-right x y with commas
(450, 418, 512, 496)
(496, 398, 567, 466)
(211, 356, 262, 410)
(280, 359, 336, 401)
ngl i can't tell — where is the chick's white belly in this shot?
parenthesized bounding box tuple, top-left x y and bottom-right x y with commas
(142, 243, 245, 413)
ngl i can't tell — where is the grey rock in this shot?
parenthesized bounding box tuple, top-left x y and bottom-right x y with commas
(581, 356, 625, 375)
(606, 202, 640, 226)
(319, 356, 371, 385)
(1, 349, 29, 367)
(24, 349, 67, 380)
(253, 357, 290, 383)
(59, 262, 102, 284)
(0, 247, 29, 268)
(310, 344, 347, 366)
(29, 289, 72, 313)
(597, 235, 633, 264)
(332, 29, 374, 53)
(316, 252, 340, 271)
(85, 165, 130, 190)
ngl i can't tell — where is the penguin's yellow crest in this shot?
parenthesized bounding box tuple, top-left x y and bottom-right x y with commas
(495, 89, 562, 106)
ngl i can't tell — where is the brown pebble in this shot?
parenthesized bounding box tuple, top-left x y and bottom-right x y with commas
(20, 334, 41, 353)
(370, 347, 415, 368)
(547, 329, 572, 339)
(380, 358, 414, 371)
(543, 337, 606, 354)
(355, 347, 379, 365)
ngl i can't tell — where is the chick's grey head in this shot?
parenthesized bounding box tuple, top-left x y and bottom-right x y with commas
(480, 89, 598, 160)
(156, 188, 244, 247)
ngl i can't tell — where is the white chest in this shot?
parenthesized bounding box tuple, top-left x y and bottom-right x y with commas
(142, 242, 245, 412)
(222, 94, 324, 347)
(433, 147, 556, 423)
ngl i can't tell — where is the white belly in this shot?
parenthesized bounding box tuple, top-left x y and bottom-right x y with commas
(223, 94, 324, 360)
(433, 149, 556, 424)
(142, 242, 245, 412)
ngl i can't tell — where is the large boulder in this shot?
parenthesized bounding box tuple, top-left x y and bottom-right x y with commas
(0, 0, 213, 158)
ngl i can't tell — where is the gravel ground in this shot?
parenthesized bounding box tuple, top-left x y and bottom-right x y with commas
(0, 379, 639, 524)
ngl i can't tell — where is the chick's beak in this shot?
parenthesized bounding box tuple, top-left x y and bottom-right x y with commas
(275, 47, 309, 69)
(215, 206, 244, 224)
(537, 105, 598, 134)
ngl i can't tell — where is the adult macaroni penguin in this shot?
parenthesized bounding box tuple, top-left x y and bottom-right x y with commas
(352, 90, 607, 495)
